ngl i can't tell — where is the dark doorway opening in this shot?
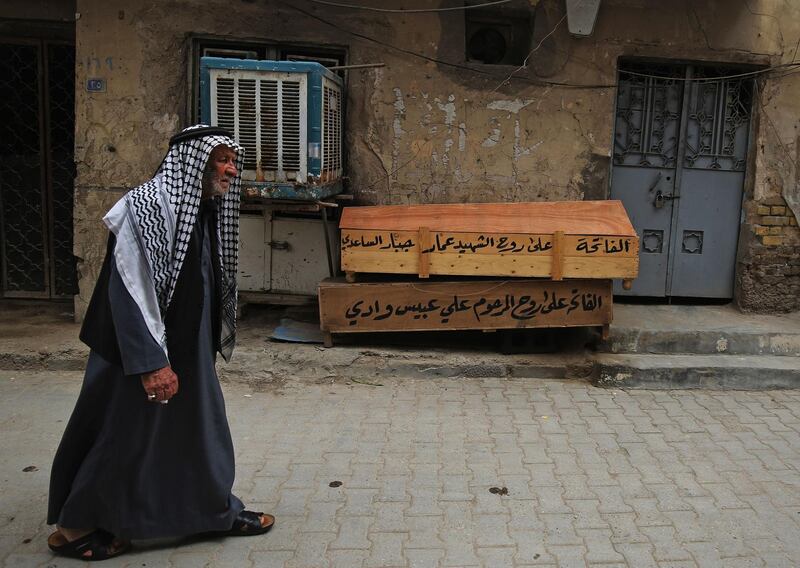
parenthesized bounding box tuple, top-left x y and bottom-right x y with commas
(0, 38, 76, 298)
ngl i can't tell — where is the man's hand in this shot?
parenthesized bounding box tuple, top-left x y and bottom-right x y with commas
(141, 365, 179, 403)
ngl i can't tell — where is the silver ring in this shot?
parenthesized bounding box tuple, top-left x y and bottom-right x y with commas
(147, 393, 156, 400)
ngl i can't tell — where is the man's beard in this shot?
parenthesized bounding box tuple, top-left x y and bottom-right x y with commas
(202, 172, 230, 198)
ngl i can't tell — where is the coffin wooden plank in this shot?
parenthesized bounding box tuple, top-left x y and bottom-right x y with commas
(339, 200, 637, 236)
(341, 230, 638, 257)
(418, 226, 431, 278)
(552, 231, 564, 280)
(340, 249, 639, 279)
(319, 277, 612, 333)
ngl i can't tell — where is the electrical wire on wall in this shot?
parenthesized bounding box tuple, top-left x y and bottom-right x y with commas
(285, 0, 800, 90)
(491, 12, 568, 91)
(283, 0, 800, 191)
(753, 77, 800, 180)
(620, 64, 800, 83)
(277, 0, 800, 209)
(283, 0, 616, 89)
(306, 0, 516, 12)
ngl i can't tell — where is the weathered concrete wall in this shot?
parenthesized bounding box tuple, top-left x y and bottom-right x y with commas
(737, 59, 800, 312)
(0, 0, 74, 21)
(73, 0, 800, 318)
(346, 0, 615, 206)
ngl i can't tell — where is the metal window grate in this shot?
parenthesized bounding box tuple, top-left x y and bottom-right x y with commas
(215, 77, 235, 135)
(684, 67, 752, 172)
(0, 41, 76, 297)
(211, 70, 306, 180)
(281, 81, 301, 174)
(614, 63, 683, 169)
(614, 62, 753, 172)
(237, 79, 257, 171)
(0, 43, 46, 294)
(259, 80, 279, 170)
(322, 78, 342, 180)
(48, 43, 77, 296)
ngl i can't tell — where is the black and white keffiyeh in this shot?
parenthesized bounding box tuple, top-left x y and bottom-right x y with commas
(103, 124, 244, 362)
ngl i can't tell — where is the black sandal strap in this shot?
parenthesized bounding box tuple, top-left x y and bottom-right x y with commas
(232, 510, 266, 533)
(49, 530, 127, 561)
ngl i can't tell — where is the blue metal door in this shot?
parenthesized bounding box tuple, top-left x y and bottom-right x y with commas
(610, 62, 753, 299)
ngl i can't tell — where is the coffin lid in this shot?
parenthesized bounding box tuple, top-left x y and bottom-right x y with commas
(340, 200, 637, 236)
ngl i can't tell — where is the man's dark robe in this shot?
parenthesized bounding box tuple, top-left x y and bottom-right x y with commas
(47, 201, 244, 539)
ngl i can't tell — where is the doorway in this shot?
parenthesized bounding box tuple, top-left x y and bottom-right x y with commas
(610, 60, 754, 299)
(0, 39, 76, 298)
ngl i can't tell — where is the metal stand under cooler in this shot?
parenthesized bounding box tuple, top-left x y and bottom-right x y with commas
(237, 200, 339, 305)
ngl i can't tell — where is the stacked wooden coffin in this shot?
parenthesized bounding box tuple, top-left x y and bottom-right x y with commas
(318, 200, 639, 346)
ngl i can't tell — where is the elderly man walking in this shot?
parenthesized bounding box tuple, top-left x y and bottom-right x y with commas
(46, 125, 274, 561)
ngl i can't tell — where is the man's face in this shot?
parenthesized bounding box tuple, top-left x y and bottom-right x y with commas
(202, 145, 238, 198)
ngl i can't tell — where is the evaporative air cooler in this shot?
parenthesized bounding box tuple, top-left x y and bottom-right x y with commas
(200, 57, 344, 200)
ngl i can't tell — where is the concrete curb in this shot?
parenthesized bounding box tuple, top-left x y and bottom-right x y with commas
(221, 347, 589, 384)
(0, 344, 590, 383)
(593, 353, 800, 390)
(3, 337, 799, 391)
(602, 328, 800, 357)
(0, 349, 88, 372)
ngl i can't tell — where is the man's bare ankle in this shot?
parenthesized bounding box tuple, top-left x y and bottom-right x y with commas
(56, 526, 94, 542)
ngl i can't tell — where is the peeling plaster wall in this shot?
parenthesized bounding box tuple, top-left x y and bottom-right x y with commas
(73, 0, 800, 317)
(738, 65, 800, 312)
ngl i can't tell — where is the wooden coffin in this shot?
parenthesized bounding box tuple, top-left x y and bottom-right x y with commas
(319, 277, 612, 335)
(339, 201, 639, 280)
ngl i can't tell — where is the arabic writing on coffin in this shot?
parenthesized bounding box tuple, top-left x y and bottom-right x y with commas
(343, 289, 604, 326)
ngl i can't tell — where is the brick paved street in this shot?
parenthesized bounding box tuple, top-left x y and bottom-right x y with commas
(2, 371, 800, 567)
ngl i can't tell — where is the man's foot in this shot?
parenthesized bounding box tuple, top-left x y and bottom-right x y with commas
(48, 529, 130, 561)
(216, 510, 275, 536)
(57, 526, 93, 542)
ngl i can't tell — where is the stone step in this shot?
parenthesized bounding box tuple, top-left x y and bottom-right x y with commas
(601, 327, 800, 357)
(593, 353, 800, 390)
(221, 346, 589, 384)
(603, 304, 800, 357)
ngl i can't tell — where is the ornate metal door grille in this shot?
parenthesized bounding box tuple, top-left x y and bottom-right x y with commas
(610, 61, 753, 299)
(0, 40, 76, 298)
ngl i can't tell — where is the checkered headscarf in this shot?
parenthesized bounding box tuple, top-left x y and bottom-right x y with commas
(104, 124, 244, 362)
